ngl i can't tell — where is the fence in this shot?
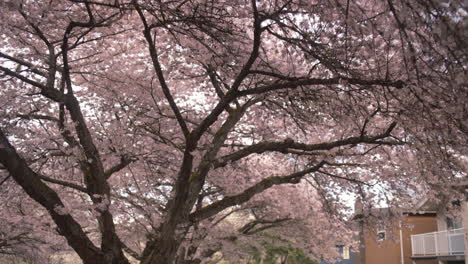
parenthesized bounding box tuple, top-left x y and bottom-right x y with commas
(411, 228, 465, 257)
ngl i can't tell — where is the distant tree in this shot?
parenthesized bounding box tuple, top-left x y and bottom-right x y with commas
(248, 240, 319, 264)
(0, 0, 466, 263)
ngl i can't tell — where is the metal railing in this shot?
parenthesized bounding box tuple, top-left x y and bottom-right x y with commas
(411, 228, 465, 257)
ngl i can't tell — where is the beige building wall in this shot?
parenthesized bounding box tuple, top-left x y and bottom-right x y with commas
(364, 226, 402, 264)
(362, 214, 438, 264)
(403, 215, 438, 264)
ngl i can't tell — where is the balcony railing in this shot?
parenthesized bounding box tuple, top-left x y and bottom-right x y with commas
(411, 228, 465, 257)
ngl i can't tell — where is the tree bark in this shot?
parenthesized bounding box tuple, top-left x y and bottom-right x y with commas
(0, 129, 129, 264)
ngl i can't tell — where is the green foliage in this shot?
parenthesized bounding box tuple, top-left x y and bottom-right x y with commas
(247, 243, 318, 264)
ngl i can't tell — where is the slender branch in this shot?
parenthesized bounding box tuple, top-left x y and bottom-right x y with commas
(239, 217, 291, 234)
(213, 122, 398, 168)
(16, 114, 59, 122)
(229, 0, 263, 92)
(207, 67, 226, 99)
(206, 67, 234, 113)
(0, 175, 11, 186)
(37, 174, 88, 193)
(317, 168, 371, 186)
(104, 156, 133, 179)
(0, 65, 64, 102)
(189, 0, 264, 148)
(18, 8, 51, 47)
(0, 65, 45, 89)
(0, 52, 47, 77)
(133, 1, 190, 139)
(57, 9, 129, 261)
(248, 70, 300, 81)
(18, 5, 59, 90)
(387, 0, 419, 76)
(238, 77, 405, 96)
(189, 161, 326, 222)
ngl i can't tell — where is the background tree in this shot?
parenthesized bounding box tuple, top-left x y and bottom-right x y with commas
(0, 0, 466, 263)
(246, 236, 320, 264)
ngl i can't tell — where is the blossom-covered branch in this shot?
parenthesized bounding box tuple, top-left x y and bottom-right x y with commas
(0, 0, 465, 263)
(238, 77, 405, 96)
(213, 122, 399, 168)
(190, 161, 326, 222)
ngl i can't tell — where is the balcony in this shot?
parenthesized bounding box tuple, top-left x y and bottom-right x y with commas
(411, 228, 465, 257)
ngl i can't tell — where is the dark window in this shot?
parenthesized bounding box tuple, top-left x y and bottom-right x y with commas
(447, 217, 463, 229)
(377, 230, 386, 241)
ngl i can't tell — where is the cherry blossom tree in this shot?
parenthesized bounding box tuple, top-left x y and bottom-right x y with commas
(0, 0, 466, 263)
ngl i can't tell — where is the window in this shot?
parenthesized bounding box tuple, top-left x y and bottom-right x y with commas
(336, 245, 351, 260)
(342, 245, 350, 259)
(447, 217, 463, 230)
(377, 230, 386, 241)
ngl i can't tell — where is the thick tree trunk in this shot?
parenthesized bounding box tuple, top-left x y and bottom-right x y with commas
(141, 238, 180, 264)
(141, 244, 201, 264)
(0, 130, 129, 264)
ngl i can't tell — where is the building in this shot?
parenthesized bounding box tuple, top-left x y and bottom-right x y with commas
(320, 245, 357, 264)
(330, 191, 468, 264)
(354, 206, 439, 264)
(410, 199, 468, 264)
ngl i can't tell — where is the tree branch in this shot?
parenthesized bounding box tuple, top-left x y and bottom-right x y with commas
(317, 168, 371, 186)
(189, 161, 326, 222)
(0, 65, 45, 89)
(189, 0, 264, 148)
(0, 128, 105, 263)
(104, 155, 133, 179)
(133, 1, 190, 139)
(0, 66, 64, 102)
(0, 174, 11, 186)
(16, 113, 59, 123)
(238, 217, 291, 234)
(0, 52, 48, 77)
(37, 174, 88, 193)
(213, 122, 398, 168)
(237, 77, 405, 97)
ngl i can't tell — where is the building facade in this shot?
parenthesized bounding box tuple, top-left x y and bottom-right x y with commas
(333, 196, 468, 264)
(355, 208, 439, 264)
(320, 246, 357, 264)
(410, 200, 468, 264)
